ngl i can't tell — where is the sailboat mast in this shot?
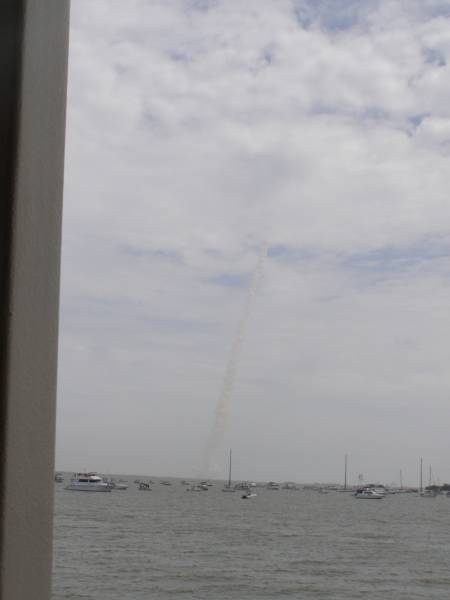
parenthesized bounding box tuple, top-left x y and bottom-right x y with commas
(399, 469, 403, 490)
(228, 449, 232, 488)
(419, 457, 423, 494)
(344, 454, 348, 490)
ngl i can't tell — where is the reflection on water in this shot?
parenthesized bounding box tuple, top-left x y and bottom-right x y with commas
(52, 478, 450, 599)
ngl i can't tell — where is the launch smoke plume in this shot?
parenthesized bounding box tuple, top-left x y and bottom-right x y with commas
(201, 242, 269, 477)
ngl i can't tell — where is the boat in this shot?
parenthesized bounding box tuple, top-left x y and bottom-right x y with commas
(343, 454, 348, 491)
(108, 479, 128, 490)
(266, 481, 280, 490)
(160, 481, 172, 486)
(54, 472, 64, 482)
(418, 457, 424, 497)
(181, 480, 190, 485)
(420, 488, 438, 498)
(420, 465, 438, 497)
(138, 482, 152, 491)
(234, 482, 251, 490)
(222, 449, 236, 492)
(241, 492, 257, 499)
(113, 482, 128, 490)
(282, 482, 298, 490)
(186, 484, 207, 492)
(65, 472, 111, 492)
(354, 488, 384, 499)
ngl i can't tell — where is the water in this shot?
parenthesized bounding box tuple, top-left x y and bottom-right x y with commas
(53, 479, 450, 599)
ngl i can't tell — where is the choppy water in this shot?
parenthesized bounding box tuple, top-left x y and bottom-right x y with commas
(53, 478, 450, 599)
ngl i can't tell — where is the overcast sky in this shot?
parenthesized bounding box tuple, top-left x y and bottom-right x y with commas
(56, 0, 450, 485)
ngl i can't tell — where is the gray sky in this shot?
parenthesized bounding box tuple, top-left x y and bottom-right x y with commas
(56, 0, 450, 486)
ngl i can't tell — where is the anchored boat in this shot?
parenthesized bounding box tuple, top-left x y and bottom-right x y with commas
(354, 488, 384, 499)
(65, 472, 111, 492)
(222, 449, 236, 492)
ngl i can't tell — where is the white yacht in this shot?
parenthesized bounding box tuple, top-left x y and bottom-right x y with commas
(65, 472, 111, 492)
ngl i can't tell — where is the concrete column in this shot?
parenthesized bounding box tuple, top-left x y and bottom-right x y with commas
(0, 2, 70, 598)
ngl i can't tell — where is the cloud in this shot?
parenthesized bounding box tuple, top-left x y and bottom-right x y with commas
(57, 0, 450, 483)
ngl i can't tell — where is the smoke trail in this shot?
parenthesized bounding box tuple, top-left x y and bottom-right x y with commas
(201, 242, 269, 477)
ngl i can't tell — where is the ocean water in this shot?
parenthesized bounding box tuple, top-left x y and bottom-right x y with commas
(52, 478, 450, 599)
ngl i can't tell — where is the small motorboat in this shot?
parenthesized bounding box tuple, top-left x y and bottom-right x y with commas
(138, 482, 152, 491)
(420, 489, 437, 498)
(266, 481, 280, 490)
(54, 472, 64, 483)
(186, 484, 207, 492)
(241, 492, 257, 499)
(282, 482, 298, 490)
(109, 479, 129, 490)
(234, 482, 251, 491)
(354, 489, 384, 499)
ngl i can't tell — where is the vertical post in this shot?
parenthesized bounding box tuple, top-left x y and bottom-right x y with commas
(344, 454, 348, 490)
(419, 457, 423, 494)
(0, 2, 70, 598)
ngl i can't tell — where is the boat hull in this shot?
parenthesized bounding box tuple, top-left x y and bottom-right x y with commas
(65, 483, 111, 492)
(355, 494, 383, 499)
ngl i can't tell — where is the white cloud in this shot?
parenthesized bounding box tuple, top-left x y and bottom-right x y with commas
(57, 0, 450, 484)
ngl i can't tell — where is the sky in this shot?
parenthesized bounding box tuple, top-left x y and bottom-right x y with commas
(56, 0, 450, 486)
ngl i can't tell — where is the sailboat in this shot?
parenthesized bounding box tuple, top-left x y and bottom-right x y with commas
(222, 449, 236, 492)
(420, 463, 438, 498)
(336, 454, 351, 491)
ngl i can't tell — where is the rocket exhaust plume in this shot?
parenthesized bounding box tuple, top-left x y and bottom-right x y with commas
(201, 242, 269, 477)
